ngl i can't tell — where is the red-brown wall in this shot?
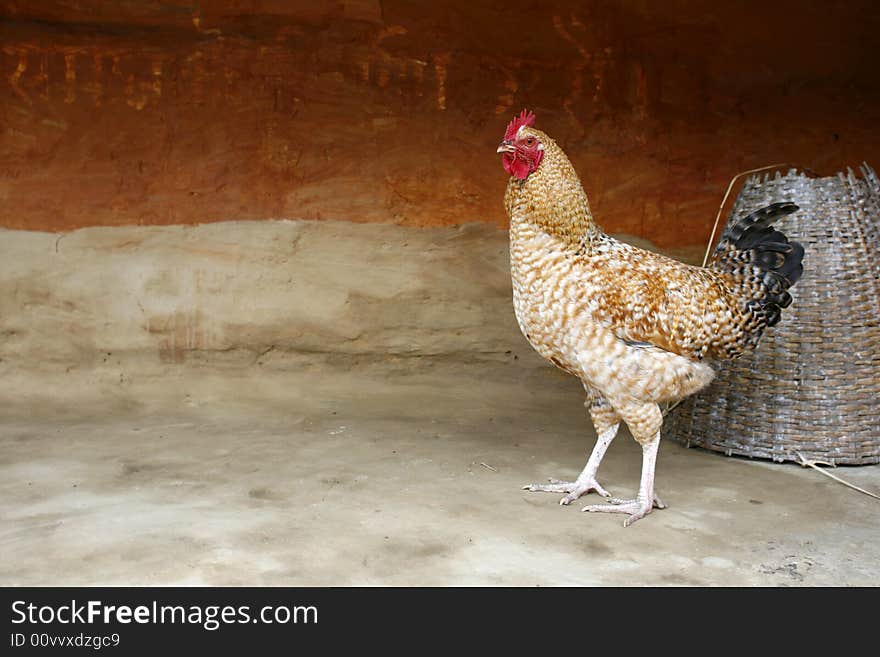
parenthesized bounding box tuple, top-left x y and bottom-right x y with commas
(2, 1, 878, 247)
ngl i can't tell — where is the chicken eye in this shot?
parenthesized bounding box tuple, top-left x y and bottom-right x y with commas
(524, 137, 536, 147)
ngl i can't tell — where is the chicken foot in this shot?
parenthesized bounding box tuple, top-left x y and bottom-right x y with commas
(583, 432, 665, 526)
(523, 423, 618, 504)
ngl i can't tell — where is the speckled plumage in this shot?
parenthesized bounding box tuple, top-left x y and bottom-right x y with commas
(503, 120, 804, 525)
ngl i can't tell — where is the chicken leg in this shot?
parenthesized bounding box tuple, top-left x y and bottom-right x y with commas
(583, 432, 666, 526)
(523, 422, 617, 504)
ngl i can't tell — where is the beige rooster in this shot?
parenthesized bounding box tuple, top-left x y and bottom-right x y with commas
(499, 110, 804, 525)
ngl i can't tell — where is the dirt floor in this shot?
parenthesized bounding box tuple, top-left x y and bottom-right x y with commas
(1, 220, 877, 586)
(2, 360, 878, 586)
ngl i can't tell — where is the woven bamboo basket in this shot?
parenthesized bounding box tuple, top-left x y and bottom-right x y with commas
(666, 164, 880, 465)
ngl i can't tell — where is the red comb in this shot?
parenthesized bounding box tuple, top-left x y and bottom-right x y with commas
(504, 109, 536, 141)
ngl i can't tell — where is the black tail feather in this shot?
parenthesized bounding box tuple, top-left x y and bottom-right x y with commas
(712, 202, 805, 328)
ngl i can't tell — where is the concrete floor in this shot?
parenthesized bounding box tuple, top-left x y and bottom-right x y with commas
(1, 219, 877, 586)
(2, 358, 878, 586)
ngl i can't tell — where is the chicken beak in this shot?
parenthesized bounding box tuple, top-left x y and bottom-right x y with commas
(497, 141, 515, 154)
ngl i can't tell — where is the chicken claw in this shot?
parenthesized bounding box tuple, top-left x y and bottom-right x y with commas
(582, 494, 667, 527)
(523, 477, 611, 504)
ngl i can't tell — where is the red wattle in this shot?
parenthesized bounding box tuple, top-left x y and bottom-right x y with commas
(502, 151, 542, 180)
(510, 158, 531, 180)
(502, 153, 515, 176)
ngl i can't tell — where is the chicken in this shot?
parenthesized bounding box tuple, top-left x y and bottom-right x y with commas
(498, 110, 804, 526)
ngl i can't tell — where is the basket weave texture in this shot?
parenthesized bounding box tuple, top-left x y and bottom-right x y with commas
(667, 165, 880, 465)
